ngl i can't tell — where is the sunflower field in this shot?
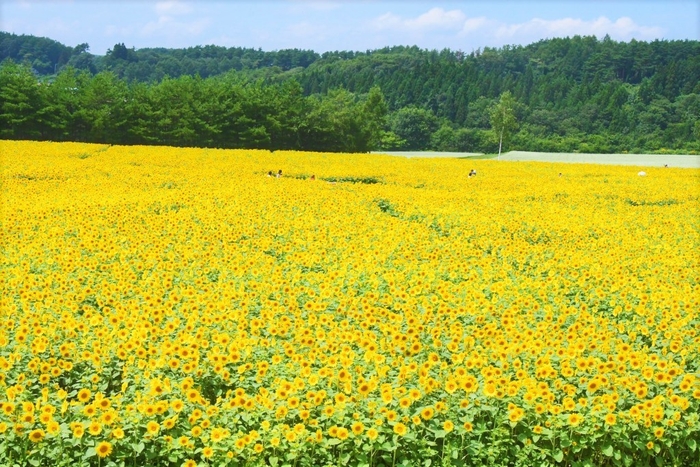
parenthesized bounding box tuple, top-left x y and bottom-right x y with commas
(1, 140, 699, 467)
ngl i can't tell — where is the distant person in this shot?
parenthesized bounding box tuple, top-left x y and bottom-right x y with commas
(468, 169, 477, 177)
(664, 164, 669, 168)
(558, 173, 562, 177)
(277, 170, 282, 178)
(267, 171, 273, 177)
(638, 171, 646, 176)
(310, 175, 316, 180)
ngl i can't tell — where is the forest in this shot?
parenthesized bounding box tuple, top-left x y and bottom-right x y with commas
(1, 31, 699, 153)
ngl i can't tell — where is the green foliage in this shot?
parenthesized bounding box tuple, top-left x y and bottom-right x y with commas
(0, 61, 43, 139)
(489, 91, 518, 157)
(390, 106, 440, 151)
(429, 126, 495, 153)
(323, 176, 382, 184)
(378, 130, 407, 150)
(376, 198, 400, 217)
(1, 33, 700, 153)
(625, 199, 679, 207)
(0, 62, 388, 152)
(0, 32, 77, 75)
(302, 88, 368, 152)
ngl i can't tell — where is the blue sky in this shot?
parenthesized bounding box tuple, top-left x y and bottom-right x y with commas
(1, 1, 698, 55)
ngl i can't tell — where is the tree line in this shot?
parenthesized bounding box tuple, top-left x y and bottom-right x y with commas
(0, 62, 388, 152)
(1, 32, 699, 154)
(291, 38, 699, 154)
(0, 32, 321, 80)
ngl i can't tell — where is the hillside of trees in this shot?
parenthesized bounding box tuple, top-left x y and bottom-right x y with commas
(1, 31, 699, 154)
(0, 32, 321, 79)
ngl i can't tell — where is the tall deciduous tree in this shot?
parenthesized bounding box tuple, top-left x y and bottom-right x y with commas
(489, 91, 518, 158)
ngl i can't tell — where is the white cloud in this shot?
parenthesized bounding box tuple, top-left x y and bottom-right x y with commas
(141, 16, 210, 38)
(104, 24, 135, 38)
(373, 8, 468, 32)
(460, 17, 489, 34)
(369, 8, 665, 48)
(204, 34, 236, 47)
(154, 1, 192, 16)
(141, 1, 207, 41)
(287, 0, 342, 13)
(495, 16, 664, 42)
(405, 8, 467, 31)
(371, 12, 400, 31)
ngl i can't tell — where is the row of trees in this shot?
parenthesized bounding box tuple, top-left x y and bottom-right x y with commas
(2, 58, 699, 154)
(294, 38, 700, 122)
(287, 38, 700, 153)
(0, 62, 390, 152)
(0, 32, 322, 81)
(1, 32, 699, 153)
(5, 32, 697, 103)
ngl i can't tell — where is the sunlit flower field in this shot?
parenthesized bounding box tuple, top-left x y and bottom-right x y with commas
(1, 140, 699, 467)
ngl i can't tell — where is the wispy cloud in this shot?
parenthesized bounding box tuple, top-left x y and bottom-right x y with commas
(1, 1, 683, 56)
(8, 16, 81, 37)
(141, 16, 210, 37)
(373, 8, 467, 32)
(494, 16, 664, 41)
(154, 1, 193, 16)
(139, 2, 208, 40)
(287, 0, 342, 13)
(406, 8, 467, 31)
(370, 8, 665, 46)
(104, 24, 135, 38)
(461, 17, 489, 35)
